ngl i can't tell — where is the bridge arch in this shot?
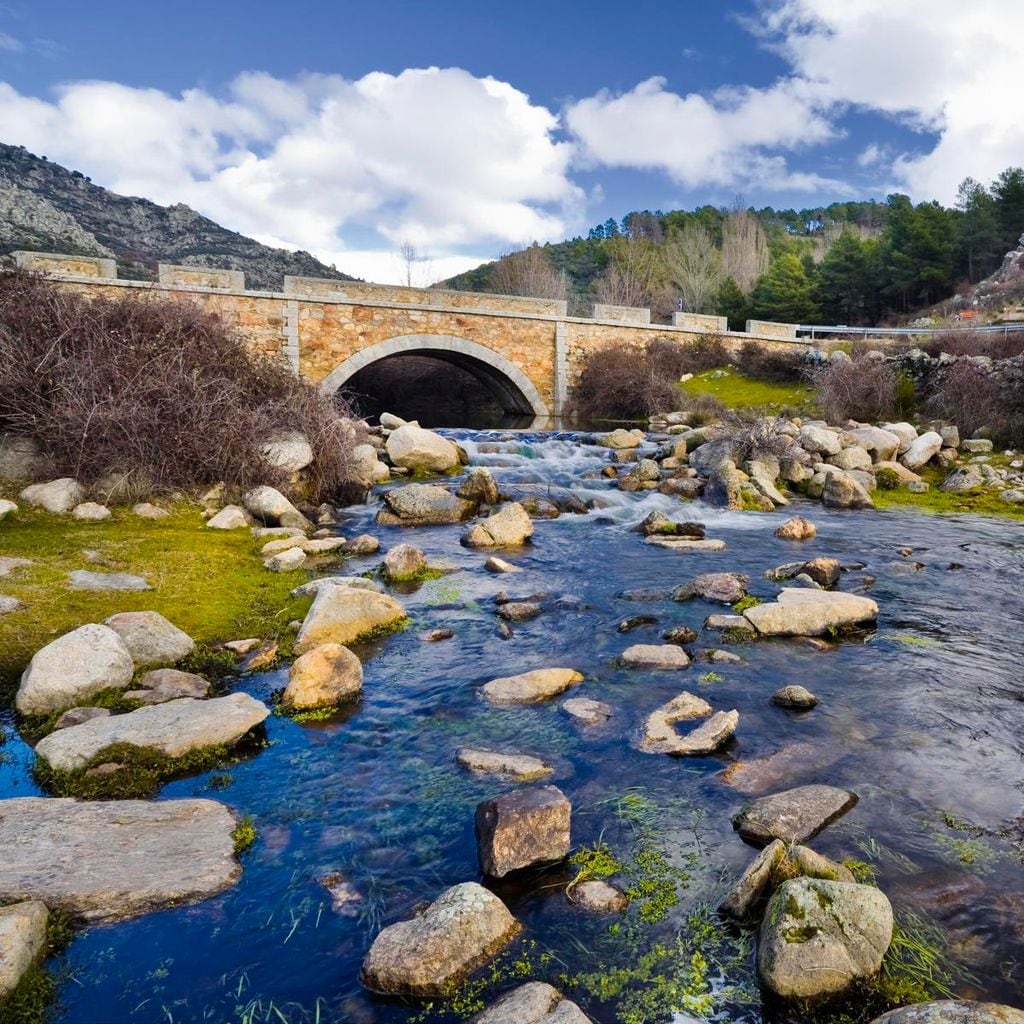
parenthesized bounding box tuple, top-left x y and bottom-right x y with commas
(318, 334, 551, 419)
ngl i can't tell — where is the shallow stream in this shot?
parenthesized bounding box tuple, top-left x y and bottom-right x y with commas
(2, 430, 1024, 1023)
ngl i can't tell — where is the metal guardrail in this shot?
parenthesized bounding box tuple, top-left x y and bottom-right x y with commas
(797, 322, 1024, 341)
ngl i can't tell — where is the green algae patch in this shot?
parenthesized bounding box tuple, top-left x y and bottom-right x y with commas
(873, 461, 1024, 521)
(681, 368, 814, 412)
(34, 731, 268, 800)
(232, 816, 257, 854)
(0, 505, 312, 689)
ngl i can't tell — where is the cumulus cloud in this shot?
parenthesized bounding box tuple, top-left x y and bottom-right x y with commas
(755, 0, 1024, 200)
(0, 67, 581, 281)
(565, 75, 843, 193)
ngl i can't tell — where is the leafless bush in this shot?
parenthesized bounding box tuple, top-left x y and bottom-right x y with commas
(920, 330, 1024, 360)
(683, 333, 730, 372)
(810, 357, 901, 423)
(730, 416, 802, 465)
(722, 207, 769, 295)
(924, 362, 1005, 438)
(734, 343, 806, 382)
(489, 245, 568, 300)
(0, 271, 364, 502)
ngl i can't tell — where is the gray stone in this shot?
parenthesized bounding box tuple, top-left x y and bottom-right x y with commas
(102, 611, 195, 669)
(475, 785, 571, 877)
(243, 485, 312, 530)
(69, 569, 151, 592)
(377, 483, 476, 526)
(497, 601, 542, 622)
(0, 797, 242, 922)
(733, 784, 858, 845)
(283, 643, 363, 709)
(0, 556, 32, 578)
(361, 882, 519, 995)
(472, 983, 590, 1024)
(643, 536, 727, 552)
(561, 697, 612, 725)
(940, 466, 984, 493)
(206, 505, 252, 529)
(463, 502, 534, 547)
(342, 533, 381, 555)
(772, 685, 818, 708)
(719, 838, 786, 920)
(294, 585, 406, 653)
(743, 589, 878, 636)
(829, 446, 873, 472)
(0, 434, 50, 482)
(264, 546, 306, 572)
(705, 614, 755, 633)
(774, 516, 816, 540)
(0, 498, 17, 519)
(19, 478, 85, 513)
(798, 425, 842, 456)
(53, 706, 112, 730)
(457, 467, 500, 506)
(291, 576, 384, 598)
(638, 691, 738, 755)
(620, 644, 691, 669)
(879, 421, 918, 454)
(383, 543, 426, 580)
(131, 668, 210, 703)
(385, 424, 460, 473)
(571, 880, 628, 914)
(456, 748, 552, 781)
(0, 900, 48, 998)
(481, 668, 583, 704)
(961, 438, 994, 454)
(594, 428, 640, 449)
(72, 501, 112, 521)
(673, 572, 748, 605)
(822, 469, 874, 509)
(0, 594, 22, 614)
(133, 502, 170, 519)
(16, 623, 135, 715)
(34, 693, 270, 773)
(260, 431, 314, 473)
(870, 1002, 1024, 1024)
(485, 556, 520, 573)
(902, 431, 944, 470)
(758, 878, 893, 998)
(849, 426, 901, 462)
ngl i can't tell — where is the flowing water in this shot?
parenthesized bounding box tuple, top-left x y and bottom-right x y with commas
(2, 430, 1024, 1023)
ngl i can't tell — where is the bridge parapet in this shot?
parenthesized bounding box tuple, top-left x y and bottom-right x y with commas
(746, 318, 798, 340)
(592, 302, 651, 325)
(13, 250, 116, 279)
(157, 264, 245, 290)
(673, 312, 728, 332)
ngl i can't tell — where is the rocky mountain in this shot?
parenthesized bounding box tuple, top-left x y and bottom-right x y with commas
(0, 143, 355, 289)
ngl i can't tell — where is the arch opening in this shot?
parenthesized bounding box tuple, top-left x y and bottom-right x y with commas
(319, 334, 550, 428)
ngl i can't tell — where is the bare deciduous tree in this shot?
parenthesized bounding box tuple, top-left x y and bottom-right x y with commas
(489, 245, 568, 300)
(395, 241, 433, 288)
(664, 223, 724, 313)
(592, 235, 666, 309)
(722, 207, 769, 295)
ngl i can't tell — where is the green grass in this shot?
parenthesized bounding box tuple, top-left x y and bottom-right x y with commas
(681, 367, 814, 411)
(0, 504, 313, 688)
(872, 463, 1024, 520)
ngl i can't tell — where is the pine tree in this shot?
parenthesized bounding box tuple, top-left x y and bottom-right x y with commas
(816, 230, 870, 323)
(714, 277, 751, 331)
(992, 167, 1024, 253)
(751, 254, 819, 323)
(955, 177, 1001, 281)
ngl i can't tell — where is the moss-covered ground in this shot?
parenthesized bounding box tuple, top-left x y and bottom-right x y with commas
(681, 367, 815, 412)
(0, 505, 312, 688)
(873, 459, 1024, 521)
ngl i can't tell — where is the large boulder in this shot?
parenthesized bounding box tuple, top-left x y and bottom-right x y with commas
(294, 586, 406, 653)
(243, 486, 312, 530)
(471, 983, 590, 1024)
(733, 784, 858, 845)
(385, 424, 460, 473)
(481, 668, 583, 704)
(361, 882, 520, 995)
(283, 643, 363, 710)
(758, 878, 893, 998)
(798, 425, 842, 457)
(475, 785, 571, 877)
(0, 797, 241, 921)
(902, 431, 943, 471)
(594, 428, 640, 450)
(0, 900, 48, 998)
(673, 572, 749, 605)
(871, 1003, 1024, 1024)
(376, 483, 476, 526)
(828, 446, 873, 472)
(848, 426, 901, 462)
(743, 588, 877, 637)
(16, 624, 135, 716)
(19, 478, 85, 513)
(879, 421, 918, 454)
(102, 611, 195, 669)
(462, 503, 534, 547)
(0, 434, 50, 482)
(822, 469, 874, 509)
(34, 693, 270, 773)
(260, 432, 314, 473)
(940, 466, 985, 493)
(637, 692, 738, 755)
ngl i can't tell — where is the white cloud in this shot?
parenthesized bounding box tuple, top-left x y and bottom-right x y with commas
(0, 67, 582, 280)
(565, 75, 844, 193)
(755, 0, 1024, 200)
(0, 32, 22, 53)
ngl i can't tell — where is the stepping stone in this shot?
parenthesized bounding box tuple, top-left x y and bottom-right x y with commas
(0, 556, 33, 579)
(68, 570, 150, 592)
(620, 643, 690, 669)
(475, 786, 571, 877)
(644, 537, 726, 552)
(742, 589, 877, 637)
(480, 668, 583, 704)
(561, 697, 612, 725)
(0, 595, 22, 614)
(638, 691, 738, 755)
(471, 982, 590, 1023)
(0, 797, 242, 921)
(456, 748, 552, 781)
(733, 784, 858, 846)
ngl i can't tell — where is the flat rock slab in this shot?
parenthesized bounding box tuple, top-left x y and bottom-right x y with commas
(361, 882, 520, 996)
(871, 1003, 1024, 1024)
(456, 748, 552, 781)
(674, 572, 749, 604)
(620, 644, 690, 669)
(0, 900, 48, 998)
(743, 588, 877, 636)
(294, 586, 406, 654)
(733, 784, 858, 846)
(0, 556, 33, 578)
(35, 693, 270, 773)
(481, 668, 583, 704)
(0, 797, 241, 922)
(562, 697, 612, 725)
(644, 537, 726, 552)
(472, 982, 590, 1023)
(68, 570, 151, 592)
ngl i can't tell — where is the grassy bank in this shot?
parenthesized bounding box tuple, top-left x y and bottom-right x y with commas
(873, 463, 1024, 520)
(681, 367, 815, 412)
(0, 506, 311, 686)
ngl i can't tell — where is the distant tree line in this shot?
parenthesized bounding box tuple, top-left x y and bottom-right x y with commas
(445, 167, 1024, 327)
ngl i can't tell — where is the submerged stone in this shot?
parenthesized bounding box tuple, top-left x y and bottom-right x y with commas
(733, 784, 858, 846)
(471, 982, 590, 1023)
(870, 1003, 1024, 1024)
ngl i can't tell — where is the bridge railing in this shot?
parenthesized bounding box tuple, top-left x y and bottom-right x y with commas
(797, 322, 1024, 341)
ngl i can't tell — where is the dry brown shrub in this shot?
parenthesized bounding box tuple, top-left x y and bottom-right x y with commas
(920, 329, 1024, 360)
(810, 357, 901, 423)
(0, 270, 364, 502)
(734, 343, 806, 382)
(924, 362, 1006, 439)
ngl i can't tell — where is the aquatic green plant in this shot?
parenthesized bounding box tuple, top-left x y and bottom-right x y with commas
(731, 595, 761, 614)
(698, 671, 724, 684)
(232, 816, 258, 854)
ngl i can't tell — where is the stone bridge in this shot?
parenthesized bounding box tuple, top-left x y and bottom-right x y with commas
(13, 250, 808, 421)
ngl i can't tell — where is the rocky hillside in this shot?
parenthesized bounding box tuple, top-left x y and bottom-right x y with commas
(0, 143, 355, 289)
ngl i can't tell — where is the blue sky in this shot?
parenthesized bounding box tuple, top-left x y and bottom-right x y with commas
(0, 0, 1019, 282)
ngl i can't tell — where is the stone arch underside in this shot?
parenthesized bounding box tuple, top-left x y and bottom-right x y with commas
(317, 334, 550, 418)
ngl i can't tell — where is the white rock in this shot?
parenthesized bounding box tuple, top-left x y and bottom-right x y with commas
(243, 486, 311, 530)
(68, 569, 151, 591)
(879, 422, 918, 454)
(0, 900, 48, 998)
(385, 424, 460, 473)
(620, 644, 691, 669)
(264, 547, 307, 572)
(16, 623, 135, 715)
(290, 576, 384, 598)
(35, 693, 270, 773)
(102, 611, 195, 669)
(19, 478, 85, 513)
(133, 502, 170, 519)
(206, 505, 252, 530)
(0, 498, 18, 518)
(902, 431, 943, 470)
(743, 588, 878, 637)
(260, 432, 314, 473)
(798, 425, 842, 456)
(72, 501, 112, 521)
(462, 503, 534, 547)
